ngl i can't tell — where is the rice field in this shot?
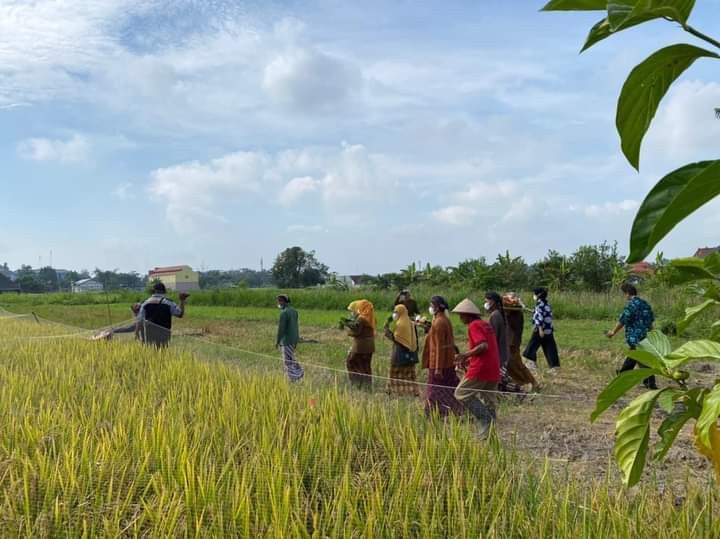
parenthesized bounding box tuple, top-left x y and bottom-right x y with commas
(0, 305, 718, 537)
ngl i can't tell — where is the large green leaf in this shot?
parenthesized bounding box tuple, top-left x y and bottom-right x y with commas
(607, 1, 645, 31)
(696, 384, 720, 449)
(711, 320, 720, 342)
(541, 0, 607, 10)
(655, 399, 696, 460)
(617, 45, 719, 170)
(704, 253, 720, 275)
(638, 330, 672, 359)
(657, 388, 683, 413)
(583, 1, 696, 51)
(677, 299, 720, 334)
(628, 160, 720, 263)
(666, 339, 720, 368)
(626, 348, 668, 372)
(628, 0, 695, 25)
(591, 368, 663, 422)
(615, 389, 666, 486)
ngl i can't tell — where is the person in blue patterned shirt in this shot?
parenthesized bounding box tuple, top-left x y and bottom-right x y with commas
(606, 283, 657, 389)
(522, 287, 560, 373)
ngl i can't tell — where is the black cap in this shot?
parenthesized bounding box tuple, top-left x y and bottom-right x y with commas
(152, 282, 167, 294)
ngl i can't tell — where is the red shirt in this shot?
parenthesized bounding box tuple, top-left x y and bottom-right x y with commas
(465, 319, 501, 382)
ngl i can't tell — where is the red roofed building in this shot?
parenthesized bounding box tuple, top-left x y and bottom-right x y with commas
(694, 246, 720, 259)
(627, 261, 654, 275)
(148, 265, 199, 292)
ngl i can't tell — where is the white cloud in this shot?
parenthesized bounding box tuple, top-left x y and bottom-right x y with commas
(279, 176, 320, 206)
(150, 151, 268, 231)
(17, 134, 89, 163)
(432, 205, 477, 226)
(582, 199, 639, 218)
(263, 48, 360, 112)
(458, 180, 519, 202)
(150, 142, 386, 231)
(644, 80, 720, 167)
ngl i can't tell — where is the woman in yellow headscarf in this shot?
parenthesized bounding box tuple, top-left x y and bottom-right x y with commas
(384, 304, 420, 397)
(344, 300, 376, 389)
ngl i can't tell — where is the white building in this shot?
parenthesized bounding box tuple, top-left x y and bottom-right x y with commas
(72, 278, 104, 293)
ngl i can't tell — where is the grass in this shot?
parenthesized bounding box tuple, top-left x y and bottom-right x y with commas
(0, 285, 695, 321)
(0, 317, 717, 537)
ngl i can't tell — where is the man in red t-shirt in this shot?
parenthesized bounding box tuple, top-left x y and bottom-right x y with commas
(452, 298, 501, 436)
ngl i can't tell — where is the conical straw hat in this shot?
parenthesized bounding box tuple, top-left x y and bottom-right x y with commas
(451, 298, 481, 315)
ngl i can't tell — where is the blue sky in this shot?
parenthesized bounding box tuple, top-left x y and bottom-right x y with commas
(2, 0, 720, 275)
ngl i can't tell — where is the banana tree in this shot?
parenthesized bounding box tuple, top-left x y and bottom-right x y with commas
(543, 0, 720, 486)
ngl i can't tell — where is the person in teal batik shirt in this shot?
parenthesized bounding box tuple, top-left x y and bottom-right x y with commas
(606, 283, 657, 389)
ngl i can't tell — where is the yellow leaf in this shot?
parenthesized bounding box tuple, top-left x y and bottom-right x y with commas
(694, 423, 720, 482)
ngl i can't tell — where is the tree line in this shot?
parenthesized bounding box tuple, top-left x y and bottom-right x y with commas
(2, 241, 659, 294)
(268, 242, 657, 293)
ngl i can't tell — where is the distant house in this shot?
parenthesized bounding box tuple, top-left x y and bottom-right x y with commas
(148, 265, 200, 292)
(627, 261, 654, 275)
(72, 278, 104, 293)
(694, 246, 720, 258)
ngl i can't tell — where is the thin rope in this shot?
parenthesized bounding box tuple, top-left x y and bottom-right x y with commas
(0, 308, 591, 401)
(186, 333, 587, 400)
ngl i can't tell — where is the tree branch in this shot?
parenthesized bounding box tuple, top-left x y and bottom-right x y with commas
(682, 23, 720, 52)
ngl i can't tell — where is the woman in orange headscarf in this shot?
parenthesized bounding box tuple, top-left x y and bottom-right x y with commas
(384, 304, 420, 397)
(345, 300, 376, 389)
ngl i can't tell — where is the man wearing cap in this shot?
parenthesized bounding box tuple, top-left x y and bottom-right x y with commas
(276, 294, 304, 382)
(452, 298, 502, 437)
(136, 282, 188, 348)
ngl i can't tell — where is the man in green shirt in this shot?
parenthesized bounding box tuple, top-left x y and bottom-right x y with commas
(276, 294, 304, 382)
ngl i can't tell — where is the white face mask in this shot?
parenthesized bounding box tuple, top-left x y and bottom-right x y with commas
(428, 306, 436, 316)
(533, 295, 538, 301)
(483, 302, 491, 311)
(277, 304, 283, 309)
(392, 312, 400, 321)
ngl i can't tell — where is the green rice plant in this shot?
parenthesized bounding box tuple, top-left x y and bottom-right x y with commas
(0, 318, 717, 536)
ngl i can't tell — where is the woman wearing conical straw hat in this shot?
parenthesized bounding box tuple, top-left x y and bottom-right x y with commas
(451, 298, 501, 437)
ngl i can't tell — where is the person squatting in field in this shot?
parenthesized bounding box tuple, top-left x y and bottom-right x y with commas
(452, 298, 502, 438)
(421, 295, 464, 417)
(522, 287, 560, 374)
(606, 283, 658, 390)
(276, 294, 304, 382)
(384, 304, 420, 397)
(343, 300, 376, 389)
(136, 282, 188, 348)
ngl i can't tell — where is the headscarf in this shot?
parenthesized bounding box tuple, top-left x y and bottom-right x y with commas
(392, 304, 417, 352)
(348, 299, 376, 331)
(430, 295, 449, 312)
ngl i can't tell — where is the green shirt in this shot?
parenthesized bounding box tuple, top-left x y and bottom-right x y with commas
(277, 306, 300, 347)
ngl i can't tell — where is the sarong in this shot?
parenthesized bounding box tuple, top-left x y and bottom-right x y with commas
(346, 352, 373, 388)
(506, 345, 536, 387)
(387, 366, 419, 397)
(282, 345, 304, 382)
(425, 367, 464, 416)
